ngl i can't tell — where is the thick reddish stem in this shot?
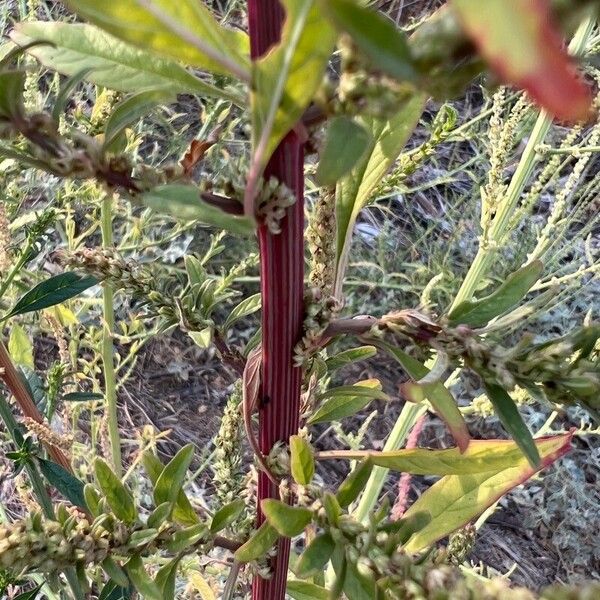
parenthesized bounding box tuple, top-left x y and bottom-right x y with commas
(248, 2, 305, 600)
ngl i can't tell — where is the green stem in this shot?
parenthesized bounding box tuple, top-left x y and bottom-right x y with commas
(100, 194, 121, 476)
(353, 402, 427, 523)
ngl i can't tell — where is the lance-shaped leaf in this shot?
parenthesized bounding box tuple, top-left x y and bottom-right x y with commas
(448, 260, 543, 327)
(210, 499, 245, 533)
(95, 458, 137, 524)
(103, 89, 175, 152)
(59, 0, 249, 79)
(7, 272, 97, 319)
(38, 458, 87, 510)
(144, 185, 254, 236)
(451, 0, 592, 121)
(377, 340, 470, 452)
(402, 431, 572, 552)
(316, 117, 372, 187)
(483, 380, 540, 468)
(153, 443, 194, 506)
(334, 94, 426, 296)
(323, 0, 417, 82)
(287, 580, 329, 600)
(246, 0, 336, 207)
(337, 458, 373, 508)
(318, 436, 557, 475)
(223, 293, 261, 331)
(10, 23, 239, 102)
(325, 345, 377, 372)
(295, 532, 335, 578)
(290, 435, 315, 485)
(308, 379, 388, 424)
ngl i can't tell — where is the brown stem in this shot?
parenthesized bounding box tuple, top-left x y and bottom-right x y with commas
(0, 340, 72, 472)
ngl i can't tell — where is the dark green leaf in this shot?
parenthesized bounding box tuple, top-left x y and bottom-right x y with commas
(95, 458, 138, 524)
(381, 510, 431, 544)
(0, 70, 26, 119)
(336, 458, 373, 508)
(144, 185, 254, 236)
(62, 391, 104, 402)
(38, 458, 87, 509)
(153, 443, 194, 507)
(98, 581, 131, 600)
(290, 435, 315, 486)
(155, 556, 181, 598)
(448, 261, 543, 327)
(316, 117, 371, 186)
(483, 380, 540, 468)
(210, 498, 245, 533)
(262, 499, 313, 538)
(8, 272, 97, 318)
(164, 523, 207, 553)
(234, 521, 279, 563)
(101, 557, 129, 588)
(103, 89, 175, 152)
(325, 345, 377, 372)
(295, 532, 335, 578)
(147, 502, 172, 529)
(286, 580, 329, 600)
(324, 0, 416, 81)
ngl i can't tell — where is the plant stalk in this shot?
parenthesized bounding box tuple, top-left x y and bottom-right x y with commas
(100, 193, 121, 475)
(247, 2, 305, 599)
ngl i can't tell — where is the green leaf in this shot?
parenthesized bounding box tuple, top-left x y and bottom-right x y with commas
(250, 0, 336, 178)
(316, 117, 372, 187)
(147, 502, 172, 529)
(38, 458, 87, 509)
(103, 89, 175, 152)
(336, 458, 373, 508)
(62, 391, 104, 402)
(448, 260, 543, 327)
(223, 293, 261, 331)
(210, 499, 245, 533)
(155, 556, 181, 598)
(11, 22, 239, 101)
(164, 523, 207, 553)
(98, 582, 131, 600)
(154, 443, 195, 508)
(286, 580, 329, 600)
(125, 555, 162, 600)
(84, 484, 102, 517)
(188, 327, 213, 349)
(0, 70, 25, 120)
(262, 499, 313, 537)
(383, 511, 431, 544)
(234, 521, 279, 562)
(94, 458, 138, 524)
(7, 272, 97, 318)
(101, 557, 129, 588)
(323, 0, 417, 81)
(142, 451, 199, 526)
(330, 545, 377, 600)
(483, 381, 540, 468)
(144, 185, 254, 236)
(402, 432, 573, 552)
(8, 324, 34, 368)
(308, 379, 387, 425)
(59, 0, 249, 79)
(334, 94, 426, 294)
(290, 435, 315, 486)
(377, 340, 470, 452)
(325, 345, 377, 372)
(295, 532, 335, 578)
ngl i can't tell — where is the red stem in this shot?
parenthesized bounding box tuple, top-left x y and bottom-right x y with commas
(248, 3, 305, 600)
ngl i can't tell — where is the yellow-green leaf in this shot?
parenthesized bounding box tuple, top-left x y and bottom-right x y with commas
(235, 521, 279, 562)
(290, 435, 315, 486)
(334, 94, 426, 295)
(402, 432, 573, 552)
(188, 571, 217, 600)
(61, 0, 250, 79)
(8, 324, 34, 368)
(262, 499, 312, 538)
